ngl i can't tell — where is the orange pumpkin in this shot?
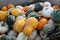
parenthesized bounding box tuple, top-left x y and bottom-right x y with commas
(23, 6, 30, 12)
(23, 26, 33, 36)
(1, 6, 7, 11)
(37, 18, 48, 30)
(7, 4, 15, 9)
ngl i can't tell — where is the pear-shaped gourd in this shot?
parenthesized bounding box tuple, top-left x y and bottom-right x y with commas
(9, 8, 22, 17)
(13, 18, 26, 33)
(0, 11, 9, 21)
(0, 21, 8, 34)
(16, 32, 28, 40)
(27, 12, 40, 19)
(42, 7, 54, 18)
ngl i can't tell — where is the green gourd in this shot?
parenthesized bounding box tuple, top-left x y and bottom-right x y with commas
(27, 12, 40, 19)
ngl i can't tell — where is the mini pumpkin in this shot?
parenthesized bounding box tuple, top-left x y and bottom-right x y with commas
(0, 11, 9, 21)
(10, 8, 22, 17)
(16, 32, 28, 40)
(42, 7, 54, 18)
(13, 18, 26, 33)
(37, 18, 48, 30)
(7, 4, 15, 9)
(34, 3, 43, 12)
(1, 6, 7, 11)
(0, 21, 8, 34)
(27, 12, 40, 19)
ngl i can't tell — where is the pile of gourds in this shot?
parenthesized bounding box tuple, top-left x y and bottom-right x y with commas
(0, 1, 60, 40)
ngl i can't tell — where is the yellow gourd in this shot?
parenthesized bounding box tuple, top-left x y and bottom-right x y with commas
(0, 11, 9, 21)
(13, 18, 26, 33)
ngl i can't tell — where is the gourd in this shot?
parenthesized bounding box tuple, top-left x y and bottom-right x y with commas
(16, 15, 25, 21)
(42, 7, 54, 18)
(27, 12, 40, 19)
(0, 11, 9, 21)
(23, 17, 38, 36)
(35, 35, 41, 40)
(13, 18, 26, 33)
(10, 8, 22, 17)
(52, 5, 60, 9)
(34, 3, 43, 12)
(1, 35, 16, 40)
(6, 15, 15, 25)
(25, 17, 38, 29)
(16, 32, 28, 40)
(42, 19, 55, 34)
(44, 2, 51, 7)
(37, 18, 48, 30)
(1, 6, 7, 11)
(51, 10, 60, 23)
(28, 30, 37, 40)
(0, 21, 8, 34)
(29, 4, 35, 10)
(25, 9, 34, 17)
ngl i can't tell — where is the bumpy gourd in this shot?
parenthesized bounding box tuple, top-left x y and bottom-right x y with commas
(16, 32, 28, 40)
(42, 7, 54, 18)
(34, 3, 43, 12)
(37, 18, 48, 30)
(13, 18, 26, 33)
(0, 21, 8, 34)
(0, 11, 9, 21)
(51, 10, 60, 23)
(27, 12, 40, 19)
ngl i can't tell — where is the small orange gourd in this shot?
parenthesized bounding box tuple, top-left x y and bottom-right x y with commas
(37, 18, 48, 30)
(1, 6, 7, 11)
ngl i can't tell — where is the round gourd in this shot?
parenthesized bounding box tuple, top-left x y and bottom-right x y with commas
(16, 15, 25, 21)
(0, 21, 8, 34)
(37, 18, 48, 30)
(23, 26, 33, 36)
(25, 17, 38, 29)
(42, 7, 54, 18)
(44, 2, 51, 7)
(16, 32, 28, 40)
(13, 18, 26, 33)
(51, 10, 60, 23)
(1, 35, 16, 40)
(1, 6, 7, 11)
(6, 15, 15, 25)
(10, 8, 22, 17)
(34, 3, 43, 12)
(0, 11, 9, 21)
(27, 12, 40, 19)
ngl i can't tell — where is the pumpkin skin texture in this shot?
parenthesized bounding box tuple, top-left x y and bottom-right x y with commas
(34, 3, 43, 12)
(1, 35, 16, 40)
(10, 8, 22, 17)
(0, 21, 8, 34)
(27, 12, 40, 20)
(42, 7, 54, 18)
(16, 32, 28, 40)
(13, 18, 26, 33)
(25, 17, 38, 29)
(1, 6, 7, 11)
(51, 10, 60, 23)
(37, 18, 48, 30)
(25, 9, 34, 17)
(0, 11, 9, 21)
(7, 4, 15, 9)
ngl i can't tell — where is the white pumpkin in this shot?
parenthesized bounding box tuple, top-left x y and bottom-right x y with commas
(16, 5, 23, 10)
(42, 7, 54, 18)
(8, 30, 17, 37)
(44, 2, 51, 7)
(16, 32, 28, 40)
(0, 21, 8, 34)
(16, 15, 25, 21)
(28, 30, 37, 40)
(29, 4, 35, 10)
